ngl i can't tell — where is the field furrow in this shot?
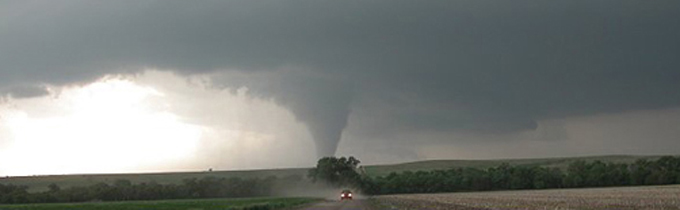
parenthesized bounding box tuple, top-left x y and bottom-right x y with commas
(375, 185, 680, 210)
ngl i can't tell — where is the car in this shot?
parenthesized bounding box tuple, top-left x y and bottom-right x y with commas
(340, 190, 353, 200)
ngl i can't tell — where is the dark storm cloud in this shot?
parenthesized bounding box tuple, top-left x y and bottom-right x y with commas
(1, 85, 49, 99)
(2, 0, 680, 156)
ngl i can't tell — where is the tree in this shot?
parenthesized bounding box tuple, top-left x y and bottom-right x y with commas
(47, 183, 61, 193)
(308, 156, 362, 188)
(564, 160, 587, 187)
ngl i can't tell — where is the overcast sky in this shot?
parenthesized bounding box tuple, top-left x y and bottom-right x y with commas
(1, 0, 679, 176)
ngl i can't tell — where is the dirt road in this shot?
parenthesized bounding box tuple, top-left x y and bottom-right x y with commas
(297, 199, 376, 210)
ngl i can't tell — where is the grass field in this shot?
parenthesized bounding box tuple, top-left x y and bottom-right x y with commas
(0, 168, 309, 193)
(375, 185, 680, 209)
(0, 155, 663, 192)
(0, 197, 320, 210)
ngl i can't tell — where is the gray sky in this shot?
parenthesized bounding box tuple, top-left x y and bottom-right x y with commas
(1, 0, 680, 175)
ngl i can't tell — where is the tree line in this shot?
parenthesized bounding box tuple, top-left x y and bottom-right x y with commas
(0, 176, 277, 204)
(3, 156, 679, 204)
(358, 156, 680, 195)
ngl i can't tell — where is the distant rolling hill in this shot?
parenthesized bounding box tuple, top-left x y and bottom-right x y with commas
(0, 155, 665, 192)
(362, 155, 665, 177)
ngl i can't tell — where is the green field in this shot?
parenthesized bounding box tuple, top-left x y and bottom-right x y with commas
(0, 168, 309, 193)
(0, 155, 663, 192)
(0, 197, 320, 210)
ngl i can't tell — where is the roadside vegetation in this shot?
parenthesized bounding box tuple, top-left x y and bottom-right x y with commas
(307, 156, 363, 188)
(0, 197, 319, 210)
(307, 156, 680, 195)
(0, 176, 291, 204)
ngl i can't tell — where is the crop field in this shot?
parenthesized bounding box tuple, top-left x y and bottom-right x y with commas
(374, 185, 680, 209)
(0, 197, 320, 210)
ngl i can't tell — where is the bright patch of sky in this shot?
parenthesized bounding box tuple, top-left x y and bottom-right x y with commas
(0, 70, 314, 176)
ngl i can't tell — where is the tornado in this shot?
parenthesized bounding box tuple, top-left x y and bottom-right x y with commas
(303, 107, 351, 157)
(272, 75, 354, 158)
(212, 70, 354, 158)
